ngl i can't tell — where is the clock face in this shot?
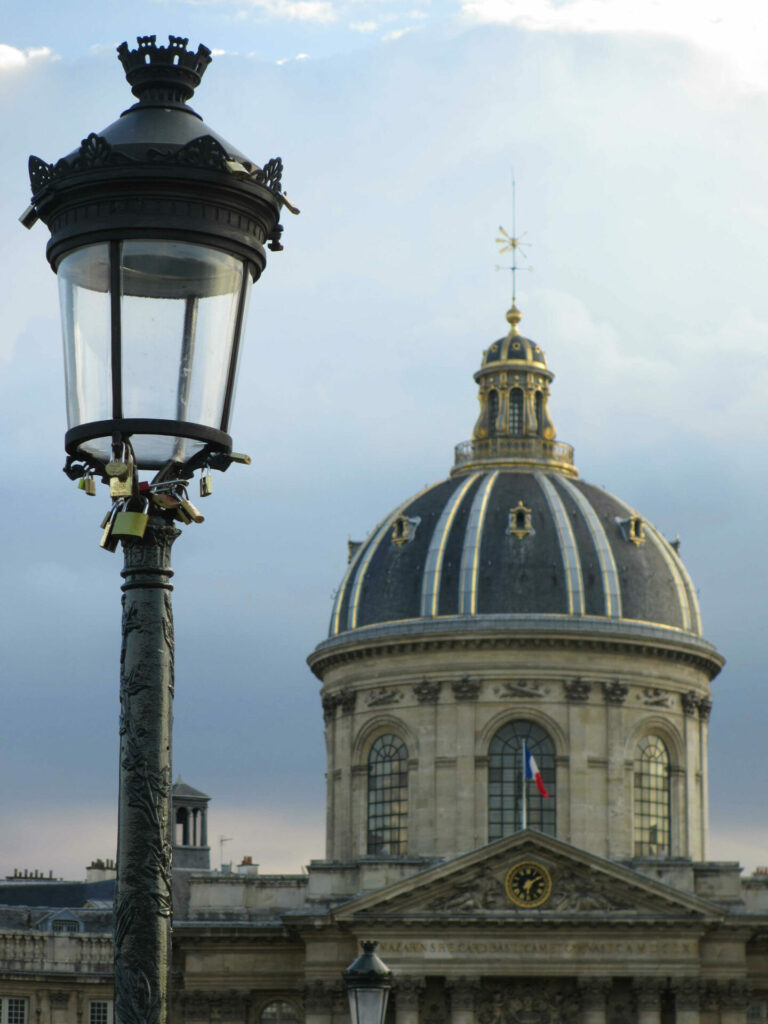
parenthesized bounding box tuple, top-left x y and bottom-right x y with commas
(504, 861, 552, 908)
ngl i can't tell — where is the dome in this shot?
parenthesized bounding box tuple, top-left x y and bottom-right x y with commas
(329, 470, 701, 637)
(328, 302, 703, 641)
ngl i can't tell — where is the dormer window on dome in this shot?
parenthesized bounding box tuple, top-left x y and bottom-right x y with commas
(617, 515, 646, 546)
(392, 515, 420, 547)
(507, 501, 532, 539)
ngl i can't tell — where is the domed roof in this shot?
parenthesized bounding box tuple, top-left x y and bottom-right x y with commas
(327, 301, 705, 643)
(329, 470, 701, 637)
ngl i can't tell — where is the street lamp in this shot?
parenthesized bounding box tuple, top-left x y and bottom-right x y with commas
(343, 941, 393, 1024)
(22, 35, 297, 1024)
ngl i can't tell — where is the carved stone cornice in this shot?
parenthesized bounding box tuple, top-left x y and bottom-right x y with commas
(602, 680, 628, 704)
(309, 618, 724, 681)
(412, 679, 441, 704)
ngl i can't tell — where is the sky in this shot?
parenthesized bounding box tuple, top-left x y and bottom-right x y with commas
(2, 0, 768, 880)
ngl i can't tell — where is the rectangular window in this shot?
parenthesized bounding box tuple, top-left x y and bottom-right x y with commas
(89, 1002, 113, 1024)
(52, 918, 80, 934)
(0, 998, 28, 1024)
(748, 1002, 768, 1024)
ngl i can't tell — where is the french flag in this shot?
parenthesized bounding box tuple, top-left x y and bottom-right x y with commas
(524, 742, 550, 798)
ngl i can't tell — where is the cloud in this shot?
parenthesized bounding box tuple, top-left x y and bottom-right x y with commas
(459, 0, 768, 89)
(381, 26, 413, 41)
(0, 44, 53, 71)
(350, 20, 379, 32)
(242, 0, 337, 20)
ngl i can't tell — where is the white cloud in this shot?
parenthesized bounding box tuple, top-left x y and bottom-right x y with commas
(0, 44, 53, 71)
(350, 20, 379, 32)
(381, 26, 413, 41)
(244, 0, 337, 20)
(459, 0, 768, 90)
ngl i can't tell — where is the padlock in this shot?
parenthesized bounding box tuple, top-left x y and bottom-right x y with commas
(200, 470, 213, 498)
(112, 498, 150, 540)
(109, 464, 134, 499)
(84, 473, 96, 497)
(174, 504, 193, 525)
(178, 495, 205, 524)
(105, 459, 129, 478)
(100, 502, 123, 553)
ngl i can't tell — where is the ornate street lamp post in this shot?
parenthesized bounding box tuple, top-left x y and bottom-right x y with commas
(343, 941, 393, 1024)
(22, 35, 297, 1024)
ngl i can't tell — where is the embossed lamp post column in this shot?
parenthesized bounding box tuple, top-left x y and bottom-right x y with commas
(22, 35, 296, 1024)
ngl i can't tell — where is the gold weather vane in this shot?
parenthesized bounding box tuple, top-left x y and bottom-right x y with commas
(495, 175, 531, 306)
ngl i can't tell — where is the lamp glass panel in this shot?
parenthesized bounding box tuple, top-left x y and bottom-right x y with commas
(57, 244, 112, 429)
(120, 240, 246, 426)
(349, 989, 388, 1024)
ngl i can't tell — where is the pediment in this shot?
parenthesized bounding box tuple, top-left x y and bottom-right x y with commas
(334, 832, 723, 921)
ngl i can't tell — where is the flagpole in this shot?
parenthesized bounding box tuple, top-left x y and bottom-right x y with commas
(521, 741, 527, 831)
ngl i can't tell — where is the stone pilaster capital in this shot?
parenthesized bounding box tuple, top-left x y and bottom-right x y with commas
(303, 980, 337, 1014)
(719, 979, 751, 1010)
(669, 977, 700, 1011)
(577, 977, 611, 1009)
(632, 977, 665, 1009)
(446, 977, 478, 1011)
(394, 977, 425, 1011)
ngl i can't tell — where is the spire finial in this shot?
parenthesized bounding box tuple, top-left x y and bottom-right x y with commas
(496, 173, 531, 334)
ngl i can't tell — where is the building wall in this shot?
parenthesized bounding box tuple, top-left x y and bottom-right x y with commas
(317, 633, 714, 863)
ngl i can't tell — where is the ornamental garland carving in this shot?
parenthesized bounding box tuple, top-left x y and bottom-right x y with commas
(638, 687, 671, 708)
(429, 868, 506, 911)
(602, 680, 628, 704)
(366, 687, 404, 707)
(477, 981, 580, 1024)
(452, 677, 481, 701)
(412, 679, 441, 703)
(495, 680, 548, 699)
(563, 678, 591, 702)
(547, 869, 633, 912)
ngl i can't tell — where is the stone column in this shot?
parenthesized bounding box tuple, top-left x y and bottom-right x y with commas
(447, 978, 477, 1024)
(304, 981, 335, 1024)
(395, 978, 424, 1024)
(578, 978, 610, 1024)
(719, 980, 750, 1024)
(671, 979, 700, 1024)
(632, 978, 664, 1024)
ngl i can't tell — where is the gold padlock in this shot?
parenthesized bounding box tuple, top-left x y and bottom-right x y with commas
(112, 499, 150, 540)
(100, 502, 123, 553)
(200, 471, 213, 498)
(179, 496, 204, 524)
(110, 465, 134, 499)
(84, 473, 96, 496)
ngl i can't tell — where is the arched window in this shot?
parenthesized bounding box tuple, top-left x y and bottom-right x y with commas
(633, 735, 670, 857)
(534, 391, 543, 436)
(488, 720, 556, 840)
(260, 1003, 300, 1024)
(367, 733, 408, 854)
(488, 390, 499, 437)
(508, 389, 523, 435)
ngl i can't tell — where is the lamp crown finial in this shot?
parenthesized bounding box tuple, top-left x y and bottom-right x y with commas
(117, 35, 212, 106)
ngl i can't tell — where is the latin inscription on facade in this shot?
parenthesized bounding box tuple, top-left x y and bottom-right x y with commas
(377, 938, 697, 961)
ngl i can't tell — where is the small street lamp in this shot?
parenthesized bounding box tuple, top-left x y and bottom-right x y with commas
(343, 941, 393, 1024)
(22, 35, 297, 1024)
